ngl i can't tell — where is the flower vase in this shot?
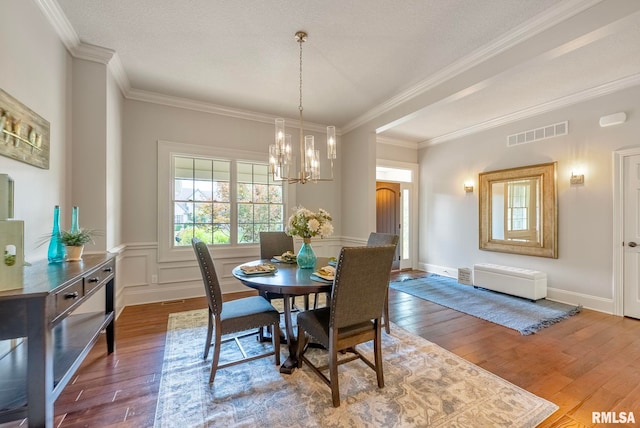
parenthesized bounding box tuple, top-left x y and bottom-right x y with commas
(297, 238, 317, 269)
(70, 206, 79, 233)
(47, 205, 66, 263)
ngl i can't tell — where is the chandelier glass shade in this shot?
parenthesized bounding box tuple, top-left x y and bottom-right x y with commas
(269, 31, 336, 184)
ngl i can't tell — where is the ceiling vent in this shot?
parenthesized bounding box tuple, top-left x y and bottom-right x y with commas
(507, 121, 568, 147)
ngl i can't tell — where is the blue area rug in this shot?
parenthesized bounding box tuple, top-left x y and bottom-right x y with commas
(390, 274, 581, 335)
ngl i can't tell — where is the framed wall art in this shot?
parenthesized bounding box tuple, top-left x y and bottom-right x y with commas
(0, 88, 50, 169)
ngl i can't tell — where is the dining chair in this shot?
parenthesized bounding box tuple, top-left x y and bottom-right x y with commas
(259, 231, 310, 311)
(366, 232, 399, 333)
(296, 245, 396, 407)
(192, 238, 281, 383)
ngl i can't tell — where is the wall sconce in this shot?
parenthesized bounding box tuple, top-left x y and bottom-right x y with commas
(570, 171, 584, 185)
(464, 181, 474, 193)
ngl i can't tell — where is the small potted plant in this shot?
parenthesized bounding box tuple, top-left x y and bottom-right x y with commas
(60, 228, 96, 261)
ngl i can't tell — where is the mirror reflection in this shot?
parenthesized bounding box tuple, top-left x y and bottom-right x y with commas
(479, 162, 557, 258)
(490, 178, 540, 243)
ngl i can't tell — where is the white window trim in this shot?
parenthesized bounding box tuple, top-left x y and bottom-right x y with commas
(158, 139, 287, 263)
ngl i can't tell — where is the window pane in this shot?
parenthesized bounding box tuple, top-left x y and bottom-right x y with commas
(269, 205, 283, 223)
(194, 202, 213, 223)
(213, 160, 230, 181)
(212, 224, 230, 244)
(269, 185, 282, 203)
(237, 183, 252, 202)
(254, 204, 269, 223)
(238, 203, 253, 224)
(213, 202, 230, 224)
(237, 162, 253, 183)
(194, 180, 212, 201)
(254, 164, 269, 184)
(174, 178, 194, 201)
(213, 181, 229, 202)
(194, 158, 212, 180)
(174, 157, 194, 179)
(253, 184, 269, 203)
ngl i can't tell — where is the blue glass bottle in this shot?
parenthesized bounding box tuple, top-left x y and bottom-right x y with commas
(71, 206, 79, 233)
(47, 205, 66, 263)
(296, 238, 317, 269)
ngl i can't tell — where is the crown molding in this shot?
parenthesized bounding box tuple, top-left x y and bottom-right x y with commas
(342, 0, 603, 134)
(376, 136, 418, 149)
(34, 0, 79, 51)
(107, 54, 132, 94)
(419, 73, 640, 148)
(36, 0, 131, 95)
(126, 88, 334, 134)
(71, 42, 114, 64)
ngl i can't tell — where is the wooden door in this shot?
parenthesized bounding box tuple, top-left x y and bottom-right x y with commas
(376, 181, 400, 269)
(624, 154, 640, 318)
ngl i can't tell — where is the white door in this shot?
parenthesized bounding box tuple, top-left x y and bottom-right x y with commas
(623, 154, 640, 319)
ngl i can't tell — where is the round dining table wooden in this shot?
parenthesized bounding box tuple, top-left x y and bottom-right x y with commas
(232, 257, 332, 374)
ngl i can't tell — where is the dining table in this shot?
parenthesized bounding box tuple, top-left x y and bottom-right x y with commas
(232, 257, 333, 374)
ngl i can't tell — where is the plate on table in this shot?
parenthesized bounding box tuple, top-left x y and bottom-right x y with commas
(239, 263, 277, 276)
(311, 265, 335, 282)
(271, 255, 297, 264)
(311, 273, 334, 283)
(328, 258, 337, 267)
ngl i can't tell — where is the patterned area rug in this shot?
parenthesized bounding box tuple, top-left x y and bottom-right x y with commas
(154, 309, 558, 427)
(390, 274, 582, 335)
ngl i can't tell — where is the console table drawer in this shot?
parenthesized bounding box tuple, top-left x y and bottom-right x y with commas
(54, 281, 84, 318)
(84, 260, 115, 294)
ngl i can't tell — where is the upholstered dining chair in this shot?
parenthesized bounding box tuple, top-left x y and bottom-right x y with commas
(296, 245, 396, 407)
(367, 232, 399, 333)
(259, 231, 310, 311)
(192, 238, 281, 383)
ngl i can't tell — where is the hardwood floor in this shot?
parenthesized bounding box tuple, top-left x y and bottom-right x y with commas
(15, 270, 640, 427)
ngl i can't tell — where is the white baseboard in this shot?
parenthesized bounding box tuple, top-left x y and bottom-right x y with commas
(420, 263, 458, 279)
(546, 287, 614, 314)
(422, 262, 615, 315)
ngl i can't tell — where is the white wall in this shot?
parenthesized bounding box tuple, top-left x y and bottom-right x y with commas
(341, 126, 377, 240)
(419, 85, 640, 312)
(0, 0, 71, 262)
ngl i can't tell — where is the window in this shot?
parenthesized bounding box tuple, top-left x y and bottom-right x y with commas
(171, 154, 284, 247)
(504, 179, 539, 242)
(236, 162, 284, 243)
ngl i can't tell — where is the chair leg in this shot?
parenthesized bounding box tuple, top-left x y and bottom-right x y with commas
(383, 290, 391, 334)
(272, 320, 281, 365)
(329, 345, 341, 407)
(204, 309, 214, 360)
(209, 328, 222, 384)
(374, 321, 384, 388)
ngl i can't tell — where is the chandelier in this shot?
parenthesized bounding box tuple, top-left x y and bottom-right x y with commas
(270, 31, 336, 184)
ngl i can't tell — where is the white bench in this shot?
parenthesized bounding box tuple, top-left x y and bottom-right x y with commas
(473, 263, 547, 301)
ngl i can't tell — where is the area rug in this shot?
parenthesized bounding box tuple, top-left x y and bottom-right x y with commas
(154, 309, 558, 427)
(390, 274, 581, 335)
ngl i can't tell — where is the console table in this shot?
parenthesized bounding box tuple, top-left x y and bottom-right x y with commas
(0, 253, 116, 427)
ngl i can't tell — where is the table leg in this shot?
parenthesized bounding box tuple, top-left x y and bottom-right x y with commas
(280, 295, 298, 374)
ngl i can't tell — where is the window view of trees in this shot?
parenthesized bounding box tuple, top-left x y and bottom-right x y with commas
(173, 157, 283, 246)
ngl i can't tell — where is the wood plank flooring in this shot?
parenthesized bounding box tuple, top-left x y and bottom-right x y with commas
(10, 270, 640, 427)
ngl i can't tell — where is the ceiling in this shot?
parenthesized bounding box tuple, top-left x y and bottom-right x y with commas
(52, 0, 640, 145)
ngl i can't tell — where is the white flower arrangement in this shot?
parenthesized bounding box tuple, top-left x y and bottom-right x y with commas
(286, 206, 334, 239)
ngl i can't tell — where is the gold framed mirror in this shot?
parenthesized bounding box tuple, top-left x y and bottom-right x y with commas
(479, 162, 557, 258)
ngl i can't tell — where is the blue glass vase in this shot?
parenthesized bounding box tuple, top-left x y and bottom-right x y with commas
(70, 206, 79, 233)
(297, 238, 317, 269)
(47, 205, 66, 263)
